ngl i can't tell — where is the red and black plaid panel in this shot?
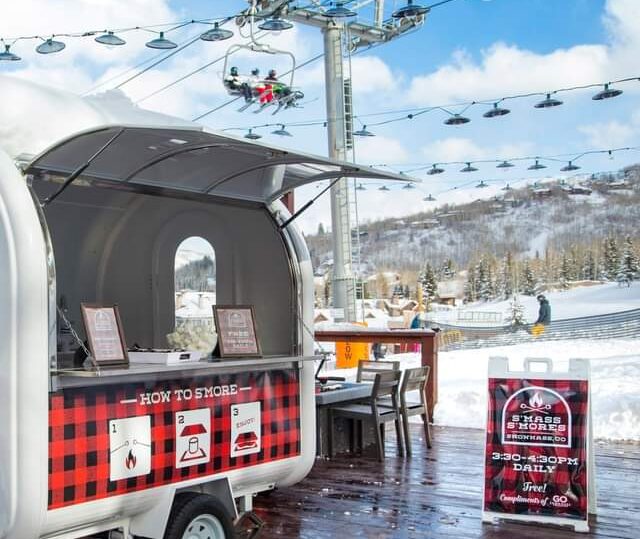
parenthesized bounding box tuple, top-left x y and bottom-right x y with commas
(49, 369, 300, 509)
(484, 377, 588, 520)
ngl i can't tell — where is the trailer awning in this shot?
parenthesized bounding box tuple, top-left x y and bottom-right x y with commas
(25, 125, 417, 205)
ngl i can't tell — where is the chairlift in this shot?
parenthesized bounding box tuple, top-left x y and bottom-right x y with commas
(222, 32, 304, 114)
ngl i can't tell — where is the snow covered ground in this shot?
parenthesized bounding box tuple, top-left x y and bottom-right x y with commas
(431, 281, 640, 325)
(321, 338, 640, 441)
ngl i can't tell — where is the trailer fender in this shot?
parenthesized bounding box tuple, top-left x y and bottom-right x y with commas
(128, 486, 176, 539)
(128, 478, 236, 539)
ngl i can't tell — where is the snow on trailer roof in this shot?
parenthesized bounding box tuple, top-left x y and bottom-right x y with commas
(24, 125, 416, 205)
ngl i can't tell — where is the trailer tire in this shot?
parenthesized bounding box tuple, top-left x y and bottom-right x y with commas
(164, 492, 235, 539)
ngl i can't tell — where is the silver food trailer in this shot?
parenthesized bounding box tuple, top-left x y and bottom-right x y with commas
(0, 77, 409, 539)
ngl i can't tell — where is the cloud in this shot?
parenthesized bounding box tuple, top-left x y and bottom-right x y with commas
(403, 0, 640, 109)
(579, 120, 636, 148)
(406, 42, 609, 107)
(420, 137, 534, 164)
(354, 135, 410, 164)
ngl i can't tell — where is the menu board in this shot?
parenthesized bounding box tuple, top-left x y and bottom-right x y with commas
(81, 303, 129, 367)
(213, 305, 261, 358)
(482, 358, 590, 533)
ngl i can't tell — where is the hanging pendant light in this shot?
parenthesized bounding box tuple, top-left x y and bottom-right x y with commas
(272, 125, 292, 137)
(324, 2, 357, 18)
(95, 31, 126, 46)
(356, 183, 366, 191)
(36, 37, 66, 54)
(427, 164, 445, 175)
(393, 0, 429, 19)
(483, 102, 510, 118)
(258, 14, 294, 31)
(476, 180, 488, 188)
(354, 125, 375, 136)
(402, 182, 416, 189)
(423, 194, 436, 201)
(460, 162, 478, 173)
(502, 183, 512, 191)
(561, 161, 581, 172)
(444, 113, 470, 126)
(534, 93, 562, 108)
(528, 160, 546, 170)
(0, 44, 21, 61)
(244, 129, 262, 140)
(592, 83, 623, 100)
(378, 185, 390, 191)
(146, 32, 178, 49)
(200, 22, 234, 42)
(496, 160, 514, 169)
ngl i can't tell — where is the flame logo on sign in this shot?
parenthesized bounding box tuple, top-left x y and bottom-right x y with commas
(530, 392, 544, 408)
(125, 449, 137, 470)
(520, 390, 553, 414)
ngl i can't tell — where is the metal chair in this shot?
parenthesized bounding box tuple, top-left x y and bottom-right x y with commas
(356, 359, 400, 383)
(328, 370, 403, 461)
(381, 366, 432, 455)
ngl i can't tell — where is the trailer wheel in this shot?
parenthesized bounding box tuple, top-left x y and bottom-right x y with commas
(164, 493, 235, 539)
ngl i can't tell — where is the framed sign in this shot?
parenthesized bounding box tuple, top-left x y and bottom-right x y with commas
(81, 303, 129, 367)
(213, 305, 262, 358)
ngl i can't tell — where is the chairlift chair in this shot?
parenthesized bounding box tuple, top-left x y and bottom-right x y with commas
(222, 42, 304, 114)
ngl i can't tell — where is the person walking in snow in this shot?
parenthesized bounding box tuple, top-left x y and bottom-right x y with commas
(534, 294, 551, 325)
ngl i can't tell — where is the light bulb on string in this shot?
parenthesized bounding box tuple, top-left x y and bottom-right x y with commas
(145, 32, 177, 49)
(36, 37, 66, 54)
(427, 164, 444, 175)
(95, 31, 126, 46)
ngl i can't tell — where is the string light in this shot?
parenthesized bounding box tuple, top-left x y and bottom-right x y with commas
(0, 15, 237, 61)
(222, 75, 640, 137)
(372, 146, 639, 176)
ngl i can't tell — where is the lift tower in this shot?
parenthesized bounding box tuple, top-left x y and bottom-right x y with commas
(248, 1, 426, 321)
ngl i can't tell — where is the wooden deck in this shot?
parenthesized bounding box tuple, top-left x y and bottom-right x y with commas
(250, 426, 640, 539)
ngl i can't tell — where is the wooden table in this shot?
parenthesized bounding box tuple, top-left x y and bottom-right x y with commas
(315, 329, 439, 417)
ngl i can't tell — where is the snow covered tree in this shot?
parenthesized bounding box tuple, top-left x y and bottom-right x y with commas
(559, 251, 571, 289)
(581, 249, 596, 281)
(464, 264, 478, 303)
(617, 235, 638, 283)
(509, 295, 526, 326)
(419, 264, 438, 310)
(497, 252, 514, 299)
(440, 259, 456, 280)
(477, 258, 495, 301)
(602, 236, 619, 280)
(521, 260, 538, 296)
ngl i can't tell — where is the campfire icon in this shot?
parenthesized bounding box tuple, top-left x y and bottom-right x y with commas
(125, 448, 137, 470)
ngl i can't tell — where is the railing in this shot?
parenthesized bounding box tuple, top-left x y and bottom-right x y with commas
(435, 307, 640, 350)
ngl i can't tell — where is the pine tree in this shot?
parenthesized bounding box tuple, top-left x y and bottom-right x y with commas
(521, 260, 538, 296)
(582, 249, 596, 281)
(440, 259, 456, 280)
(602, 237, 619, 280)
(559, 251, 571, 289)
(509, 295, 525, 326)
(617, 235, 638, 283)
(419, 264, 438, 310)
(464, 264, 478, 303)
(497, 252, 514, 299)
(478, 258, 495, 301)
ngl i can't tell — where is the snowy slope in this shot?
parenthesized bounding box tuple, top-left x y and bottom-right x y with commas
(447, 281, 640, 323)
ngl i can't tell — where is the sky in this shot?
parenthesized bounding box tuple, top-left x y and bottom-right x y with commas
(1, 0, 639, 234)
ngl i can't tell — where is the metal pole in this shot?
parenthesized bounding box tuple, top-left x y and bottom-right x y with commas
(323, 23, 356, 323)
(374, 0, 385, 27)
